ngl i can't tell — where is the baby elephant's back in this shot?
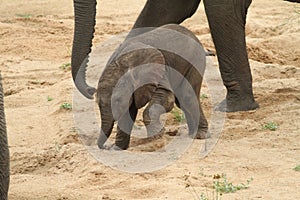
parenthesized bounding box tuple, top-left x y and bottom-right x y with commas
(119, 24, 206, 78)
(152, 24, 206, 93)
(149, 24, 206, 78)
(160, 24, 201, 45)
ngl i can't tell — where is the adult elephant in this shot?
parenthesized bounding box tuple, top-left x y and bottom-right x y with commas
(0, 73, 9, 200)
(71, 0, 259, 112)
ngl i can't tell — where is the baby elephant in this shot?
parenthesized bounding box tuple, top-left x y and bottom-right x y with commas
(96, 24, 208, 150)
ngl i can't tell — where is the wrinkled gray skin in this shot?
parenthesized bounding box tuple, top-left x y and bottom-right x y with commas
(71, 0, 259, 113)
(97, 24, 208, 150)
(0, 73, 9, 200)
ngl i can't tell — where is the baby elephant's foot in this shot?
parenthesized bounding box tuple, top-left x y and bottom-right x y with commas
(113, 142, 129, 150)
(101, 144, 127, 151)
(97, 143, 114, 150)
(97, 140, 106, 150)
(98, 141, 128, 150)
(111, 144, 126, 151)
(215, 98, 259, 112)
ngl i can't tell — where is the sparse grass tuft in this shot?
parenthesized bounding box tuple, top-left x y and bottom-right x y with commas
(55, 141, 62, 152)
(59, 63, 71, 70)
(186, 173, 253, 200)
(133, 124, 142, 130)
(294, 164, 300, 172)
(171, 108, 185, 122)
(200, 94, 208, 100)
(213, 174, 253, 195)
(199, 193, 209, 200)
(294, 5, 300, 15)
(263, 122, 278, 131)
(16, 14, 32, 19)
(60, 102, 72, 110)
(47, 96, 53, 101)
(70, 127, 78, 133)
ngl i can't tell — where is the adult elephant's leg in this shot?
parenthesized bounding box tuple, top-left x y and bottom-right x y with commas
(114, 103, 138, 150)
(204, 0, 259, 112)
(0, 73, 9, 200)
(132, 0, 200, 29)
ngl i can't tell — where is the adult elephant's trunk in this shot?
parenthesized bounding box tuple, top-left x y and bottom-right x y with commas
(71, 0, 97, 99)
(0, 73, 9, 200)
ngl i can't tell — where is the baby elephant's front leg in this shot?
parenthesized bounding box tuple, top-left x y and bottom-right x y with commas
(114, 104, 138, 150)
(143, 87, 175, 137)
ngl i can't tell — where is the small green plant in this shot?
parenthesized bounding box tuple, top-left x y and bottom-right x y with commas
(47, 96, 53, 101)
(133, 124, 142, 130)
(59, 63, 71, 70)
(29, 80, 41, 85)
(54, 141, 62, 152)
(200, 94, 208, 100)
(263, 122, 278, 131)
(199, 193, 209, 200)
(70, 127, 78, 133)
(171, 109, 185, 122)
(60, 102, 72, 110)
(186, 172, 253, 200)
(294, 5, 300, 15)
(16, 14, 32, 19)
(213, 174, 253, 196)
(65, 46, 72, 57)
(294, 164, 300, 172)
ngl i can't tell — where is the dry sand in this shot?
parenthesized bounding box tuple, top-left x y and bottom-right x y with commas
(0, 0, 299, 199)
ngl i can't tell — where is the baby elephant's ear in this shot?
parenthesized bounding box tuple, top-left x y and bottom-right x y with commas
(116, 42, 166, 87)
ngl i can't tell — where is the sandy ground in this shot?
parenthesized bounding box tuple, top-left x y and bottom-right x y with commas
(0, 0, 300, 199)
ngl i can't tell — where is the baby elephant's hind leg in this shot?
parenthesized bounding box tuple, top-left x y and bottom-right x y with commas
(175, 86, 208, 139)
(195, 101, 208, 139)
(143, 87, 175, 137)
(177, 99, 208, 139)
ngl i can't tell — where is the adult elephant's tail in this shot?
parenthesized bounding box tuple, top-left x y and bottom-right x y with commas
(0, 73, 9, 200)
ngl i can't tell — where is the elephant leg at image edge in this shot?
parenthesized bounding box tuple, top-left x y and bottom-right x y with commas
(0, 73, 9, 200)
(114, 103, 138, 150)
(204, 0, 259, 112)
